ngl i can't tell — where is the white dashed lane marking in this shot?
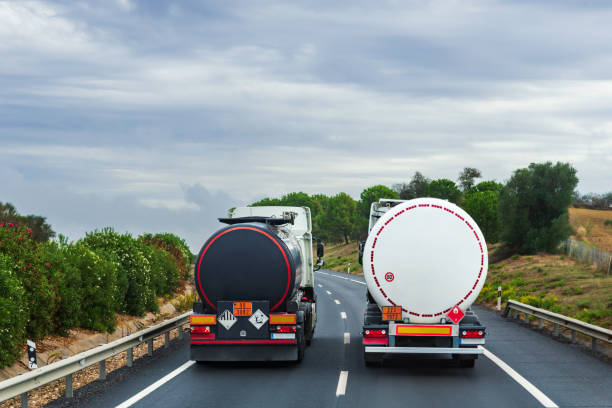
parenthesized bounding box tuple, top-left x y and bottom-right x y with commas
(326, 290, 332, 295)
(344, 333, 350, 344)
(334, 299, 340, 305)
(340, 312, 347, 319)
(336, 371, 349, 396)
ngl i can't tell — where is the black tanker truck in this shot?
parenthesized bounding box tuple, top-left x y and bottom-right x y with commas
(190, 206, 319, 362)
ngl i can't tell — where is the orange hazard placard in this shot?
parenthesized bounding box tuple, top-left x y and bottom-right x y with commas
(382, 306, 402, 321)
(233, 302, 252, 316)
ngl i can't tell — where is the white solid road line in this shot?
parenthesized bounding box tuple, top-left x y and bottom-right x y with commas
(114, 360, 195, 408)
(335, 299, 341, 304)
(326, 290, 332, 295)
(336, 371, 349, 396)
(340, 312, 347, 319)
(317, 284, 322, 287)
(480, 347, 558, 408)
(344, 332, 350, 344)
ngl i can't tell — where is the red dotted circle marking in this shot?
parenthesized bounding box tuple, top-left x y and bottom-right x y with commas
(369, 204, 484, 317)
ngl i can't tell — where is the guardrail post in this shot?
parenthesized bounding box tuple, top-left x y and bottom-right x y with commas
(65, 374, 73, 398)
(553, 323, 559, 337)
(178, 324, 183, 339)
(592, 338, 598, 352)
(126, 347, 133, 367)
(538, 318, 543, 329)
(99, 360, 106, 380)
(164, 332, 170, 348)
(571, 330, 576, 343)
(512, 310, 517, 319)
(21, 392, 28, 408)
(148, 339, 153, 356)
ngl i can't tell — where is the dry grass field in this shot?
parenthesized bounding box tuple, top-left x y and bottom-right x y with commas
(569, 207, 612, 252)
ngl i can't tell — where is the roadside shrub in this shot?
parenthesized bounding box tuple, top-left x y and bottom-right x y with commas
(0, 254, 27, 368)
(0, 223, 55, 339)
(141, 244, 180, 297)
(140, 233, 192, 279)
(67, 243, 118, 332)
(83, 229, 154, 316)
(39, 241, 82, 335)
(604, 219, 612, 227)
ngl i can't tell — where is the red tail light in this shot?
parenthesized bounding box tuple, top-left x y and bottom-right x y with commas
(461, 330, 484, 338)
(191, 325, 212, 335)
(364, 329, 387, 338)
(274, 325, 297, 333)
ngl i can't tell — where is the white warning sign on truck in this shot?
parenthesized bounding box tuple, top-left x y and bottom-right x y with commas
(218, 309, 237, 330)
(248, 309, 268, 330)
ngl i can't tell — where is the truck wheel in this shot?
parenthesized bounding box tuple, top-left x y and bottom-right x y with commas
(297, 326, 306, 362)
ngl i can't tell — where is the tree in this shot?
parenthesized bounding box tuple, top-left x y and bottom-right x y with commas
(393, 172, 430, 199)
(462, 191, 500, 243)
(0, 202, 55, 242)
(499, 162, 578, 254)
(425, 179, 462, 204)
(470, 180, 502, 194)
(458, 167, 482, 192)
(320, 193, 357, 244)
(355, 185, 398, 239)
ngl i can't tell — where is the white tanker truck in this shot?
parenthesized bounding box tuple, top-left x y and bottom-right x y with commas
(360, 198, 487, 367)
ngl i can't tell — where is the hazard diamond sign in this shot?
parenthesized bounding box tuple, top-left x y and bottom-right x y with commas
(446, 306, 465, 324)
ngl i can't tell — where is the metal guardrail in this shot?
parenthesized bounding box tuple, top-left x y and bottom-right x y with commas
(0, 312, 191, 407)
(503, 300, 611, 351)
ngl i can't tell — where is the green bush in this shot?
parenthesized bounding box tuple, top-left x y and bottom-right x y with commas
(67, 243, 118, 332)
(39, 241, 82, 335)
(604, 219, 612, 227)
(83, 229, 154, 316)
(140, 233, 192, 280)
(0, 223, 55, 339)
(0, 254, 27, 368)
(142, 244, 180, 297)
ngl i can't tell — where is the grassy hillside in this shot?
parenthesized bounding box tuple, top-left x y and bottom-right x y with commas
(478, 253, 611, 328)
(569, 207, 612, 252)
(321, 242, 363, 275)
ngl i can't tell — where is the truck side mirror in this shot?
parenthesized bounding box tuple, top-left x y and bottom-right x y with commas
(358, 241, 365, 265)
(317, 242, 324, 258)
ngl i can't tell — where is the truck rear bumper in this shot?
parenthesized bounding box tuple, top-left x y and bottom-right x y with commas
(191, 341, 298, 362)
(364, 346, 483, 355)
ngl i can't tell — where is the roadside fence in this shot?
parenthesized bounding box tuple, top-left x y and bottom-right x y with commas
(560, 238, 612, 275)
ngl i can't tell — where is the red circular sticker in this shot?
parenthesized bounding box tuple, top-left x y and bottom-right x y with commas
(385, 272, 394, 282)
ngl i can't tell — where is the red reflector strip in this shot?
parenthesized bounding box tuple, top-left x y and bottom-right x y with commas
(191, 334, 215, 340)
(362, 337, 389, 345)
(190, 339, 296, 344)
(274, 325, 297, 333)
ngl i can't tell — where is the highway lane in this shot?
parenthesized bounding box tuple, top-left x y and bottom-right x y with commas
(58, 269, 611, 408)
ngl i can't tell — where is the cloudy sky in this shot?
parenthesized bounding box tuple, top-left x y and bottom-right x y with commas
(1, 0, 611, 250)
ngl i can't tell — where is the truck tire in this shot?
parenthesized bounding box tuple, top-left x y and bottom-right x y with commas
(297, 325, 306, 362)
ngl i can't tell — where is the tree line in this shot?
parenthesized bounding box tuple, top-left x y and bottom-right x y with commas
(251, 162, 581, 256)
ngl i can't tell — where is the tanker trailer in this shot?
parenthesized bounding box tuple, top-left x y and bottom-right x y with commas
(190, 206, 318, 362)
(360, 198, 487, 367)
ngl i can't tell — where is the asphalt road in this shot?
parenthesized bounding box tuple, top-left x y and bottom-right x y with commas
(57, 270, 611, 408)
